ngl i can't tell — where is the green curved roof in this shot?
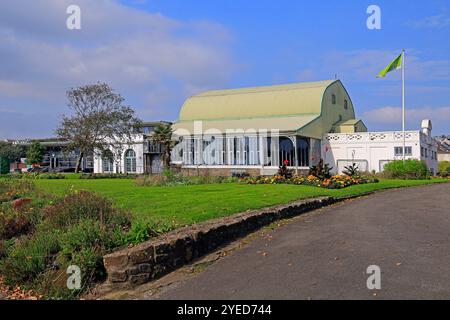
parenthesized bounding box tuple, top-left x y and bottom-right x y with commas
(178, 80, 335, 122)
(172, 79, 361, 136)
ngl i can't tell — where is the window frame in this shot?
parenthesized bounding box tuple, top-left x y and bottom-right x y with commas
(395, 146, 412, 157)
(124, 149, 137, 173)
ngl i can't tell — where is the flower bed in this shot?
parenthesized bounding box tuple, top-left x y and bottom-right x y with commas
(242, 174, 377, 189)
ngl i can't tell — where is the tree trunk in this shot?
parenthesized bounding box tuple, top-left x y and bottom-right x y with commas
(164, 148, 171, 170)
(75, 152, 84, 173)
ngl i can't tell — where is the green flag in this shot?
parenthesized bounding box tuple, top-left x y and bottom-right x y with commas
(377, 52, 403, 78)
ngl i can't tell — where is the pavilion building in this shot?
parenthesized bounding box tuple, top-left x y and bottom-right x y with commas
(171, 80, 367, 176)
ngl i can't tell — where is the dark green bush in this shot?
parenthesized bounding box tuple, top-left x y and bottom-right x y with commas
(383, 159, 429, 180)
(0, 231, 61, 284)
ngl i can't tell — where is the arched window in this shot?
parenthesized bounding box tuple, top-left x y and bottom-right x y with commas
(296, 138, 309, 167)
(344, 99, 348, 110)
(279, 138, 295, 166)
(332, 94, 336, 105)
(102, 150, 114, 173)
(124, 149, 137, 173)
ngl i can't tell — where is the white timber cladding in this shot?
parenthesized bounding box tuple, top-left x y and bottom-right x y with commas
(323, 130, 438, 174)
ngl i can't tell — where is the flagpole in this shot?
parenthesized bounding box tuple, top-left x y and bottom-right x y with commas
(402, 49, 406, 162)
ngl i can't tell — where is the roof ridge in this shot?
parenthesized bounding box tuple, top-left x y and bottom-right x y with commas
(194, 80, 336, 98)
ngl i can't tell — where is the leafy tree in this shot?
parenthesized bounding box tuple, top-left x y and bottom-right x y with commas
(26, 141, 45, 166)
(56, 83, 142, 172)
(152, 123, 175, 170)
(0, 141, 27, 170)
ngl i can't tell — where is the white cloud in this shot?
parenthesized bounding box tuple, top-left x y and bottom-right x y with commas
(296, 49, 450, 82)
(362, 106, 450, 131)
(0, 0, 237, 138)
(406, 14, 450, 29)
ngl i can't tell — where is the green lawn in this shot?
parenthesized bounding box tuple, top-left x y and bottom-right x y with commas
(33, 178, 449, 226)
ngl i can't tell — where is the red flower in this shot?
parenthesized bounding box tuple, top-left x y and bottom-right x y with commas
(283, 160, 289, 165)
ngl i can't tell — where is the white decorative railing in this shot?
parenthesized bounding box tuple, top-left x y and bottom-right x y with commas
(325, 131, 421, 143)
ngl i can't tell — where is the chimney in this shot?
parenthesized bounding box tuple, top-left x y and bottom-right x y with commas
(421, 119, 432, 136)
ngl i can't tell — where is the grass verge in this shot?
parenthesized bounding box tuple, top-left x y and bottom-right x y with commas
(33, 178, 449, 226)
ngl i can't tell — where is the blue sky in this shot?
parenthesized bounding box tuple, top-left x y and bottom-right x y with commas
(1, 0, 449, 138)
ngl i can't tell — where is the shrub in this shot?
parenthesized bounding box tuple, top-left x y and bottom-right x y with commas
(383, 160, 429, 180)
(0, 231, 61, 284)
(70, 247, 106, 285)
(309, 159, 332, 180)
(79, 173, 134, 179)
(36, 173, 66, 180)
(42, 191, 131, 230)
(0, 179, 35, 203)
(33, 268, 77, 300)
(124, 220, 177, 245)
(0, 240, 6, 259)
(60, 220, 110, 255)
(135, 170, 239, 187)
(231, 172, 250, 179)
(0, 208, 33, 240)
(343, 163, 361, 178)
(0, 191, 132, 296)
(243, 174, 374, 189)
(438, 161, 450, 177)
(0, 239, 14, 259)
(59, 220, 118, 284)
(277, 160, 294, 179)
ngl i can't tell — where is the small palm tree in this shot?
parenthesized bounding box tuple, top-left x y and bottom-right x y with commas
(152, 123, 175, 170)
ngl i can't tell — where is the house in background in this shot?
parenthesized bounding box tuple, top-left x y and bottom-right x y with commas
(7, 138, 93, 173)
(436, 136, 450, 162)
(170, 79, 438, 176)
(93, 121, 170, 174)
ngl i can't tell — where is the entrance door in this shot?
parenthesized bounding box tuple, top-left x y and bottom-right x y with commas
(150, 155, 163, 174)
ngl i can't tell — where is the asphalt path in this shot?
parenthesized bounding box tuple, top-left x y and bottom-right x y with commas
(156, 183, 450, 300)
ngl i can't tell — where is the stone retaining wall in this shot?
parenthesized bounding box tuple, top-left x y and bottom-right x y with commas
(104, 196, 337, 287)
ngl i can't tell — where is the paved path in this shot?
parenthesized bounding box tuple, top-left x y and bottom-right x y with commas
(154, 183, 450, 300)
